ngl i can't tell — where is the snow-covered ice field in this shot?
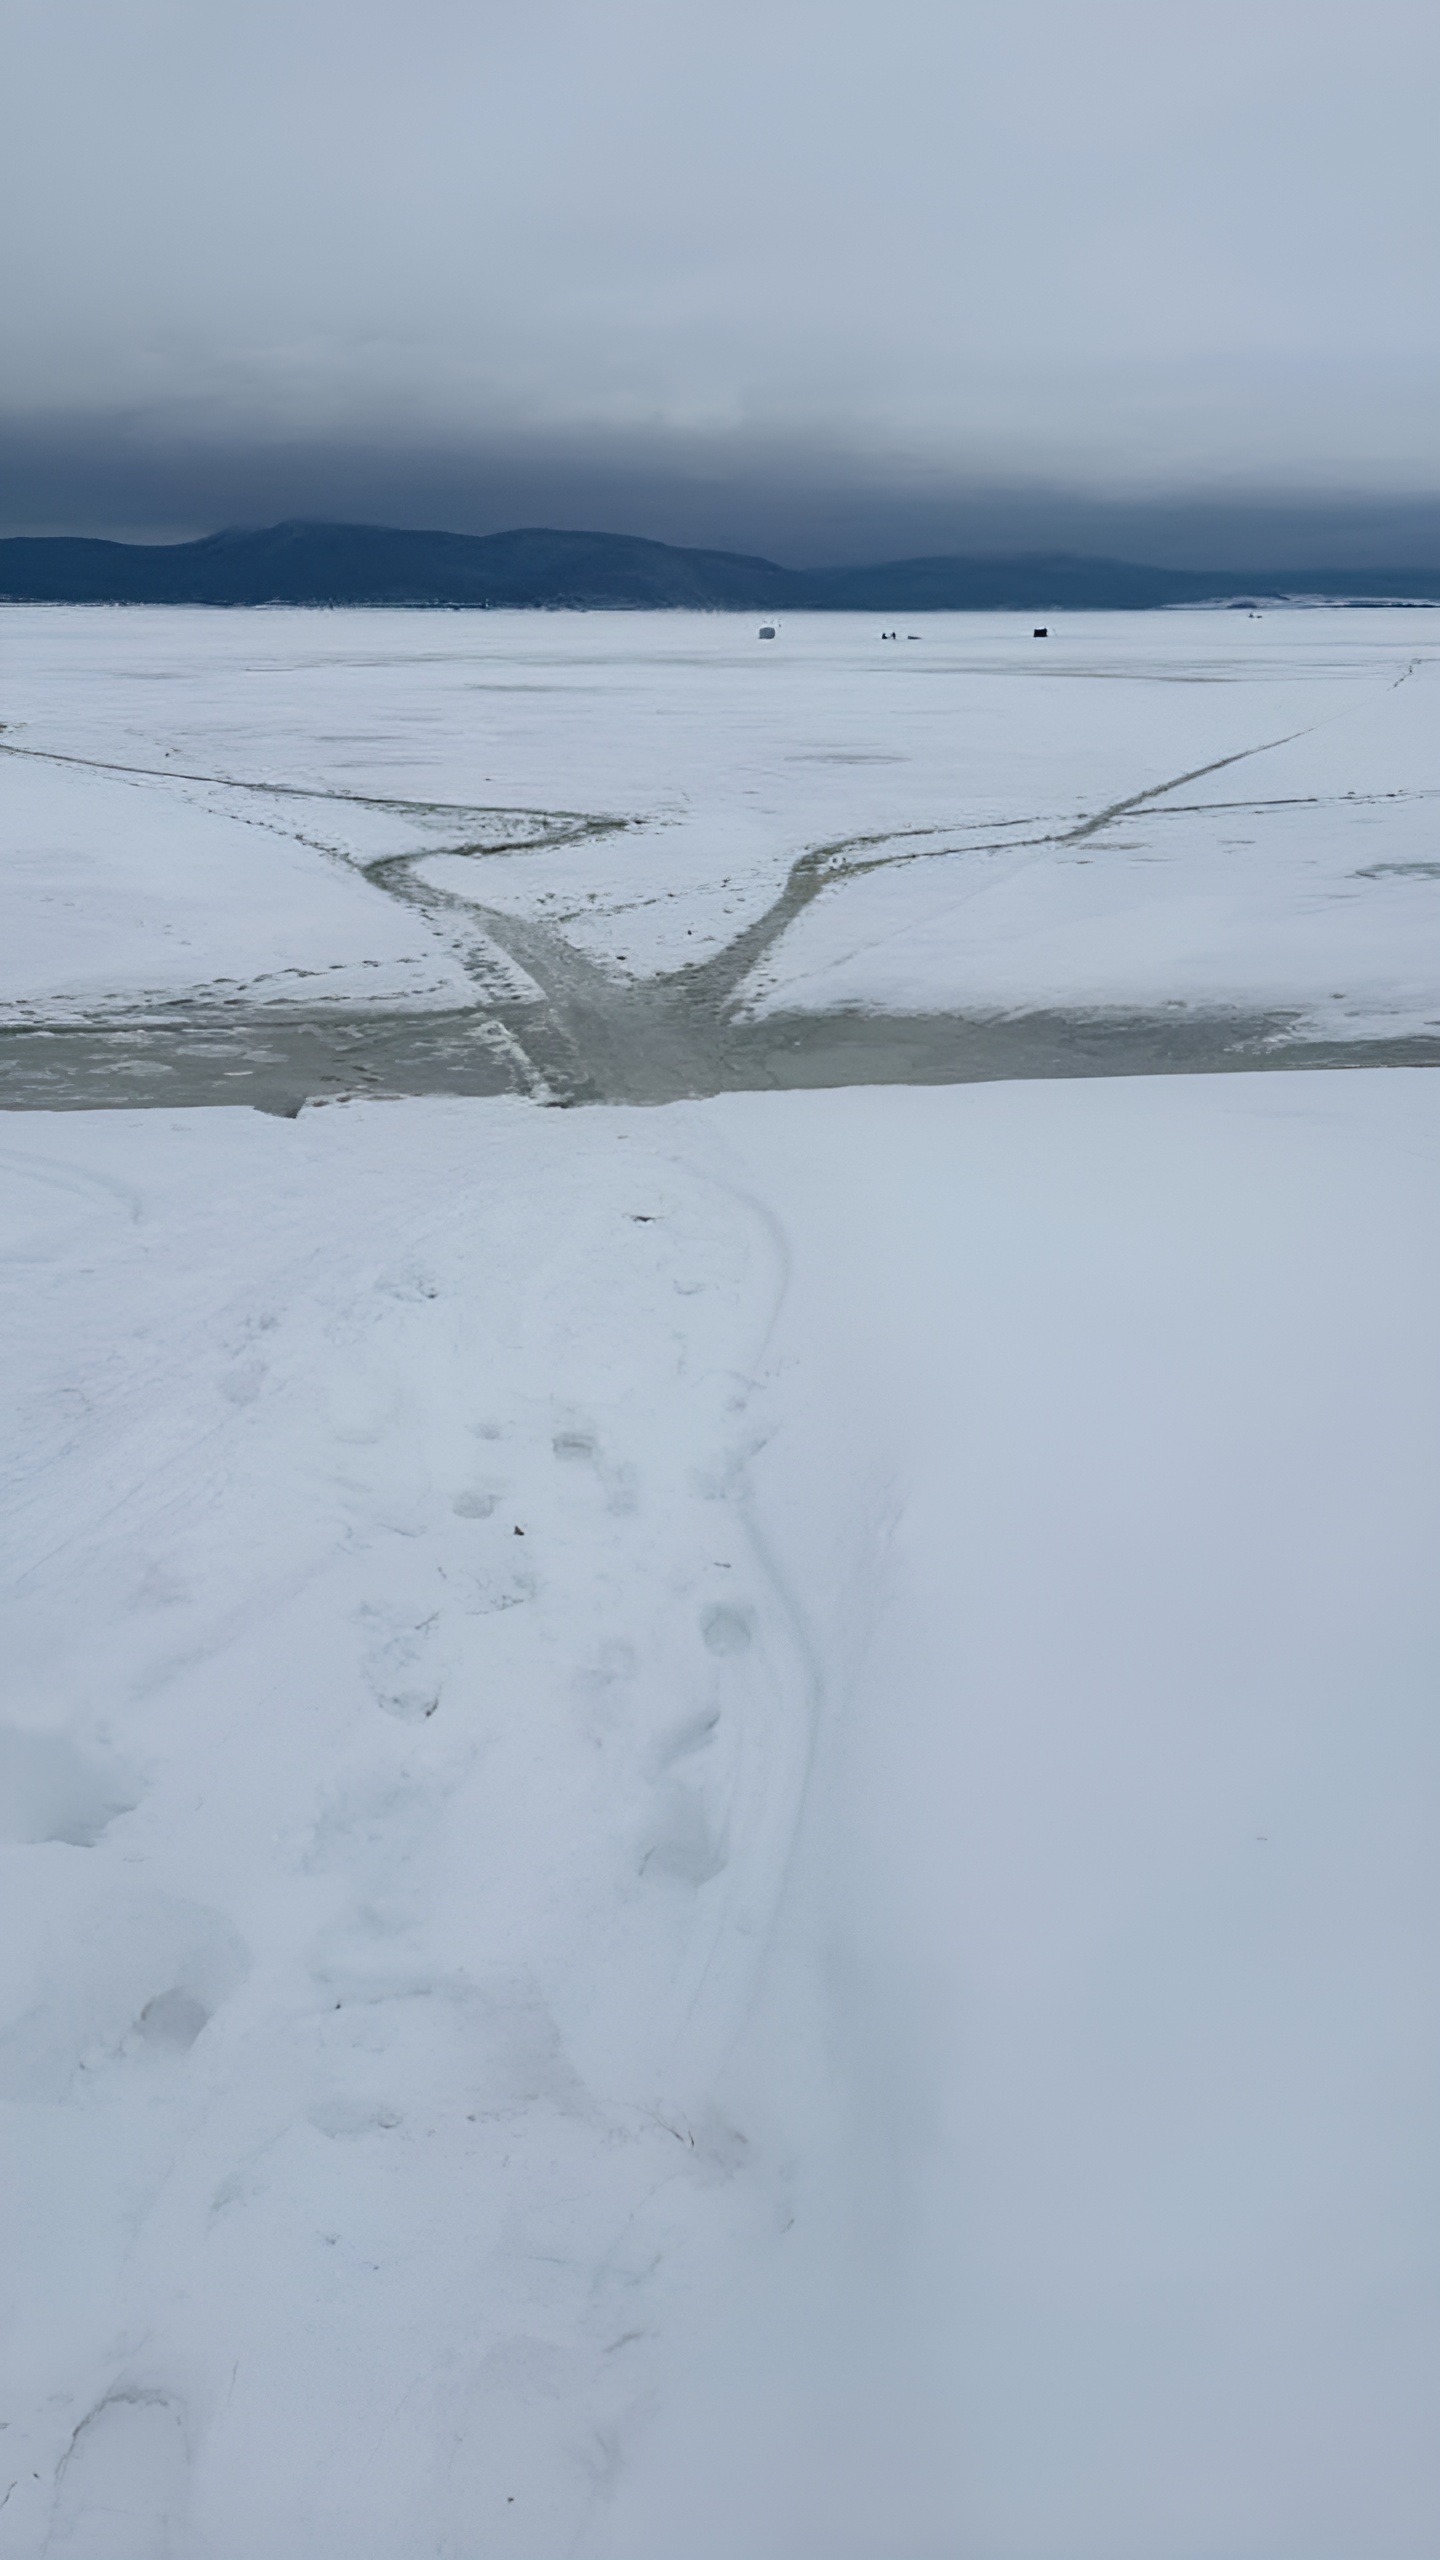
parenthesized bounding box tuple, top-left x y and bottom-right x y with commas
(2, 608, 1439, 2558)
(2, 606, 1439, 1106)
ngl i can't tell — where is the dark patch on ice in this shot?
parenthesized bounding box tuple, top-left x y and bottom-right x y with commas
(3, 997, 1437, 1115)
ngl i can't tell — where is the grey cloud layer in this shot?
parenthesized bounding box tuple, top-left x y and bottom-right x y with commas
(4, 0, 1438, 538)
(8, 412, 1440, 568)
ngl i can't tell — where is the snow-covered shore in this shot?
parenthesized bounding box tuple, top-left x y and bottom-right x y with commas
(4, 1072, 1437, 2558)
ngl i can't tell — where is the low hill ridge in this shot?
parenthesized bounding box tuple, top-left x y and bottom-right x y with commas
(3, 519, 1438, 609)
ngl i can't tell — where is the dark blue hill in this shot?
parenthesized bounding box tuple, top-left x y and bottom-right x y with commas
(3, 520, 1439, 609)
(0, 521, 808, 608)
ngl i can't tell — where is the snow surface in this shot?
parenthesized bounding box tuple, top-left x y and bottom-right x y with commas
(0, 703, 475, 1020)
(3, 606, 1438, 1037)
(3, 1073, 1438, 2559)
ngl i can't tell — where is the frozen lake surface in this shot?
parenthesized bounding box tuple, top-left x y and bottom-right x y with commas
(2, 605, 1438, 1107)
(2, 610, 1438, 2559)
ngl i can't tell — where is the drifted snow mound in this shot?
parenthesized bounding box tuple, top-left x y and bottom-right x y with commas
(1, 1077, 1437, 2560)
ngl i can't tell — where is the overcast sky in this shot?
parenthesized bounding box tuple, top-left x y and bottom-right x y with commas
(4, 0, 1439, 558)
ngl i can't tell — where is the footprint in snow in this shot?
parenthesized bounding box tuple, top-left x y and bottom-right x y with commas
(361, 1611, 446, 1723)
(552, 1430, 597, 1464)
(46, 2388, 190, 2560)
(0, 1889, 247, 2102)
(0, 1726, 137, 1846)
(551, 1424, 639, 1513)
(701, 1602, 753, 1656)
(640, 1787, 729, 1886)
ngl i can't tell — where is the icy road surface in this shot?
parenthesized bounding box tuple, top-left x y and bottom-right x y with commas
(2, 605, 1439, 1109)
(3, 1076, 1438, 2559)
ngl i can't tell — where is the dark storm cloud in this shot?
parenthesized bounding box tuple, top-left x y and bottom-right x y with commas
(4, 0, 1438, 553)
(7, 410, 1440, 571)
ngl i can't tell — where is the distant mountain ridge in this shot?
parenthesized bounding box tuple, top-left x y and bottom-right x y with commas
(3, 519, 1439, 610)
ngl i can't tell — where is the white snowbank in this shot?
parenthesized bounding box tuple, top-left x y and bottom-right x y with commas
(3, 1073, 1437, 2558)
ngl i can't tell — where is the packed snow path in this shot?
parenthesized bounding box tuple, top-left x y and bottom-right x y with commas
(2, 1099, 819, 2556)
